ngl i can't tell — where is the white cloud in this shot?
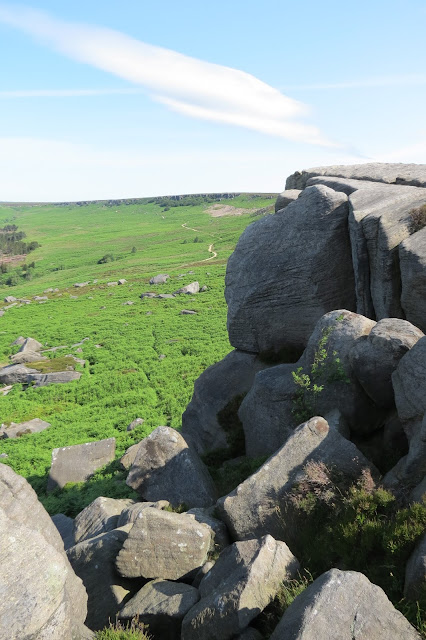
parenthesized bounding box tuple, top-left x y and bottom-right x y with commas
(373, 139, 426, 163)
(283, 74, 426, 91)
(0, 4, 336, 146)
(0, 88, 146, 98)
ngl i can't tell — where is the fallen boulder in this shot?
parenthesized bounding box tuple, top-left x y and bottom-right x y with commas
(47, 437, 116, 492)
(269, 568, 421, 639)
(126, 426, 217, 509)
(0, 417, 51, 439)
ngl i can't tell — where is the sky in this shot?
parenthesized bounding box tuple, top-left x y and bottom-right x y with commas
(0, 0, 425, 201)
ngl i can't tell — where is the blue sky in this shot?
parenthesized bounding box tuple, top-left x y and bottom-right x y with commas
(0, 0, 425, 200)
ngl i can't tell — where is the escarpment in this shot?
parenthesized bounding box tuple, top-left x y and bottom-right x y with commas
(2, 163, 426, 639)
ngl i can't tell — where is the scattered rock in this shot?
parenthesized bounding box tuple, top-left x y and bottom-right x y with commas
(47, 437, 116, 492)
(126, 426, 217, 509)
(28, 370, 82, 388)
(118, 279, 127, 285)
(0, 364, 37, 385)
(150, 274, 170, 284)
(127, 417, 145, 431)
(180, 309, 197, 314)
(4, 295, 17, 303)
(33, 295, 48, 301)
(269, 568, 421, 640)
(0, 418, 51, 439)
(74, 282, 90, 288)
(174, 282, 200, 295)
(123, 300, 134, 305)
(107, 281, 118, 286)
(200, 285, 208, 292)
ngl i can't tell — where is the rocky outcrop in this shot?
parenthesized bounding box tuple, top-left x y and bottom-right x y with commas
(225, 185, 356, 355)
(0, 465, 90, 639)
(285, 162, 426, 190)
(400, 228, 426, 332)
(269, 568, 421, 639)
(73, 496, 135, 544)
(126, 427, 217, 508)
(275, 189, 301, 212)
(181, 349, 268, 454)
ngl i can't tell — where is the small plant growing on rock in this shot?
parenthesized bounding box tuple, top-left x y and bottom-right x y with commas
(409, 204, 426, 233)
(95, 618, 151, 639)
(291, 320, 349, 423)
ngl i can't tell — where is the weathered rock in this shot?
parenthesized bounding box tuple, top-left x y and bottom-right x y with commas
(126, 426, 217, 509)
(383, 413, 426, 490)
(120, 579, 199, 640)
(350, 318, 424, 408)
(10, 350, 47, 364)
(107, 281, 118, 286)
(4, 295, 17, 303)
(150, 274, 169, 284)
(118, 278, 127, 285)
(174, 281, 200, 295)
(400, 228, 426, 333)
(117, 500, 170, 527)
(52, 513, 75, 550)
(11, 336, 25, 346)
(240, 311, 380, 457)
(116, 508, 212, 580)
(181, 535, 299, 640)
(0, 465, 89, 639)
(269, 568, 421, 639)
(181, 349, 268, 455)
(0, 417, 51, 439)
(285, 162, 426, 190)
(405, 534, 426, 605)
(392, 336, 426, 433)
(275, 189, 301, 212)
(0, 363, 37, 385)
(67, 526, 135, 631)
(156, 293, 175, 299)
(28, 370, 82, 387)
(34, 295, 48, 301)
(186, 507, 230, 552)
(217, 417, 378, 542)
(74, 282, 90, 288)
(74, 496, 135, 544)
(225, 185, 356, 354)
(120, 442, 141, 470)
(140, 292, 157, 298)
(180, 309, 197, 314)
(47, 437, 116, 492)
(127, 417, 144, 431)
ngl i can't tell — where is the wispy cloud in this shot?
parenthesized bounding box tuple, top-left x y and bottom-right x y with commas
(0, 4, 336, 147)
(0, 88, 146, 98)
(283, 74, 426, 91)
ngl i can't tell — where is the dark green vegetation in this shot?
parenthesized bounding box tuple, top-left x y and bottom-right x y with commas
(265, 462, 426, 636)
(409, 203, 426, 233)
(0, 194, 274, 516)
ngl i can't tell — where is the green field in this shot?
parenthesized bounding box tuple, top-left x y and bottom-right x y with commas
(0, 194, 275, 515)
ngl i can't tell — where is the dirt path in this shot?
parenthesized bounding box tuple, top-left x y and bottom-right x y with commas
(182, 223, 217, 261)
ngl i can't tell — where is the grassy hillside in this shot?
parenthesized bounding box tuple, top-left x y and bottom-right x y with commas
(0, 193, 275, 515)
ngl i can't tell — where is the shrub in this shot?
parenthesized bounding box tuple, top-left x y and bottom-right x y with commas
(131, 246, 137, 254)
(94, 619, 151, 640)
(98, 253, 115, 264)
(409, 204, 426, 233)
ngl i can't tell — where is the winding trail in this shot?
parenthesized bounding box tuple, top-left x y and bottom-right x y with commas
(182, 222, 217, 261)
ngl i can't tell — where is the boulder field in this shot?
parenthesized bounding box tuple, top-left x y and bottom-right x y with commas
(1, 163, 425, 639)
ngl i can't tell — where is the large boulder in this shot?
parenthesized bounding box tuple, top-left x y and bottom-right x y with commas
(349, 318, 424, 408)
(149, 274, 169, 284)
(225, 185, 356, 355)
(117, 500, 170, 527)
(116, 508, 212, 580)
(181, 535, 299, 640)
(18, 337, 43, 353)
(174, 281, 200, 295)
(10, 350, 47, 364)
(120, 579, 200, 640)
(285, 162, 426, 190)
(67, 526, 136, 631)
(73, 496, 135, 544)
(47, 437, 116, 492)
(0, 363, 37, 385)
(0, 464, 89, 639)
(216, 417, 378, 543)
(181, 349, 268, 455)
(269, 568, 421, 639)
(126, 427, 217, 509)
(28, 370, 82, 388)
(400, 228, 426, 333)
(240, 310, 381, 457)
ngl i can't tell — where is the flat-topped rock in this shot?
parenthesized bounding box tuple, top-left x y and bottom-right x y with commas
(47, 437, 116, 492)
(286, 162, 426, 190)
(28, 370, 82, 388)
(0, 418, 51, 439)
